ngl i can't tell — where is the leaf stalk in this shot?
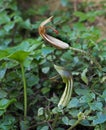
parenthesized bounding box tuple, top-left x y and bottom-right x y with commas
(20, 63, 27, 120)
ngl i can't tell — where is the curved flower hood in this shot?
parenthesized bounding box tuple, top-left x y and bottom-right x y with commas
(39, 16, 69, 49)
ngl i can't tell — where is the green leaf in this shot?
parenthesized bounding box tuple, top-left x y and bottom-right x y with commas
(19, 19, 32, 30)
(38, 107, 44, 116)
(14, 15, 23, 23)
(61, 50, 73, 61)
(74, 11, 88, 22)
(67, 98, 79, 108)
(73, 22, 86, 31)
(0, 67, 6, 80)
(3, 22, 15, 32)
(100, 51, 106, 59)
(14, 102, 23, 110)
(0, 12, 10, 25)
(34, 49, 42, 60)
(41, 46, 54, 57)
(62, 25, 71, 33)
(62, 116, 76, 126)
(81, 68, 88, 85)
(0, 110, 5, 116)
(20, 120, 29, 130)
(69, 109, 79, 117)
(42, 67, 50, 74)
(69, 119, 77, 125)
(62, 116, 69, 125)
(99, 123, 106, 130)
(75, 88, 90, 96)
(6, 41, 30, 54)
(89, 101, 103, 111)
(0, 98, 16, 110)
(53, 16, 62, 24)
(41, 87, 50, 94)
(27, 74, 39, 87)
(0, 90, 7, 99)
(40, 126, 49, 130)
(8, 51, 30, 63)
(101, 76, 106, 83)
(93, 113, 106, 125)
(79, 92, 95, 103)
(0, 115, 16, 129)
(52, 107, 63, 114)
(26, 38, 42, 51)
(81, 119, 91, 126)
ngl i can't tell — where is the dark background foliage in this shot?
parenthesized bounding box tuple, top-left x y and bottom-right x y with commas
(0, 0, 106, 130)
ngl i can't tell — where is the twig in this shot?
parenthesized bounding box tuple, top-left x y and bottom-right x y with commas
(47, 121, 54, 130)
(28, 120, 54, 130)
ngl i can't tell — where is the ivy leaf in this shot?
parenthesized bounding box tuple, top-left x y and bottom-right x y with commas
(6, 41, 30, 53)
(0, 90, 7, 99)
(93, 113, 106, 125)
(42, 67, 50, 74)
(0, 115, 16, 129)
(27, 74, 39, 87)
(89, 101, 103, 111)
(75, 88, 90, 96)
(41, 46, 54, 57)
(0, 67, 6, 81)
(62, 116, 69, 125)
(74, 11, 88, 22)
(81, 68, 88, 85)
(4, 22, 15, 32)
(19, 19, 32, 30)
(79, 92, 95, 103)
(38, 107, 44, 116)
(67, 98, 79, 108)
(20, 120, 29, 130)
(101, 76, 106, 83)
(41, 87, 50, 94)
(0, 98, 16, 110)
(69, 109, 79, 117)
(40, 126, 49, 130)
(0, 12, 10, 25)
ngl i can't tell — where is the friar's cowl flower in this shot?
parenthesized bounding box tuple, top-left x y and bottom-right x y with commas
(39, 16, 69, 49)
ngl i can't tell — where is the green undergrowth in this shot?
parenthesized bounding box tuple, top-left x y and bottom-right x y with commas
(0, 0, 106, 130)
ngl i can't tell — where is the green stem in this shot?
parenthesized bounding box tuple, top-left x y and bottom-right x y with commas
(20, 63, 27, 120)
(67, 110, 92, 130)
(69, 46, 87, 55)
(52, 114, 59, 129)
(69, 47, 102, 71)
(67, 119, 82, 130)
